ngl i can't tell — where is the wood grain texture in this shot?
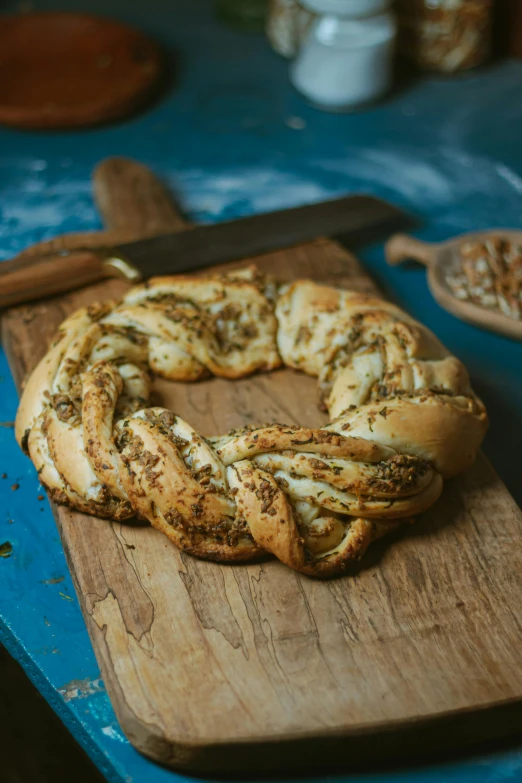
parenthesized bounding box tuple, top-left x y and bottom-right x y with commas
(3, 159, 522, 773)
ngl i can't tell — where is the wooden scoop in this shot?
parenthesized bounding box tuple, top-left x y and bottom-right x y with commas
(385, 231, 522, 342)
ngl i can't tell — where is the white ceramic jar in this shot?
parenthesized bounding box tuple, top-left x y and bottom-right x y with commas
(290, 0, 397, 111)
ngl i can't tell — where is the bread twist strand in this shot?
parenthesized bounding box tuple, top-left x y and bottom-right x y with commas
(15, 267, 487, 577)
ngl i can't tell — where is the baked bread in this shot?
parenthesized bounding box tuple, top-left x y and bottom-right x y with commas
(16, 266, 487, 578)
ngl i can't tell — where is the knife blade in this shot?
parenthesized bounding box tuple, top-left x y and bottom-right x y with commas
(0, 194, 409, 308)
(105, 194, 406, 278)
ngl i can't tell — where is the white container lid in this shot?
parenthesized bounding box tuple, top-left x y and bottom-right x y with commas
(300, 0, 391, 16)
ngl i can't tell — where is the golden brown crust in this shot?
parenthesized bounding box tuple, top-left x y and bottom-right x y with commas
(276, 279, 488, 479)
(15, 268, 487, 578)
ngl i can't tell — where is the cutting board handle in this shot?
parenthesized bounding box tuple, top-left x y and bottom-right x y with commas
(385, 234, 435, 267)
(93, 157, 189, 233)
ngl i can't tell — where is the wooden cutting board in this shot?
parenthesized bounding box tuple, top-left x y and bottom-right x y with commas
(2, 159, 522, 774)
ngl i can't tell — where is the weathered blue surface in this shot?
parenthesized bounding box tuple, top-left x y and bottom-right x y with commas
(1, 1, 522, 781)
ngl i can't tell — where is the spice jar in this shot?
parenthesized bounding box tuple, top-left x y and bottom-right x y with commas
(290, 0, 397, 111)
(266, 0, 316, 58)
(396, 0, 493, 73)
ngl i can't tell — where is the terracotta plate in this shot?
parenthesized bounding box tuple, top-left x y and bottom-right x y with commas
(0, 13, 163, 129)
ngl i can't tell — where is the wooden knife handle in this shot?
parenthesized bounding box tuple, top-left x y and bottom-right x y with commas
(0, 250, 111, 309)
(0, 158, 186, 310)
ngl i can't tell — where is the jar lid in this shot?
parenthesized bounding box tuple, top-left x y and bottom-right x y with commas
(300, 0, 391, 16)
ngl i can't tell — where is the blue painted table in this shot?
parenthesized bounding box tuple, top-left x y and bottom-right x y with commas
(1, 1, 522, 780)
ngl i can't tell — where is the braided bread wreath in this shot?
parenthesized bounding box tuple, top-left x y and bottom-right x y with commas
(15, 266, 488, 578)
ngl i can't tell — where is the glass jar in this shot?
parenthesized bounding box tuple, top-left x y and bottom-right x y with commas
(266, 0, 316, 59)
(290, 0, 397, 111)
(396, 0, 493, 73)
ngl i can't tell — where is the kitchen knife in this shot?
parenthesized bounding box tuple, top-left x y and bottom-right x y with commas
(0, 194, 408, 308)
